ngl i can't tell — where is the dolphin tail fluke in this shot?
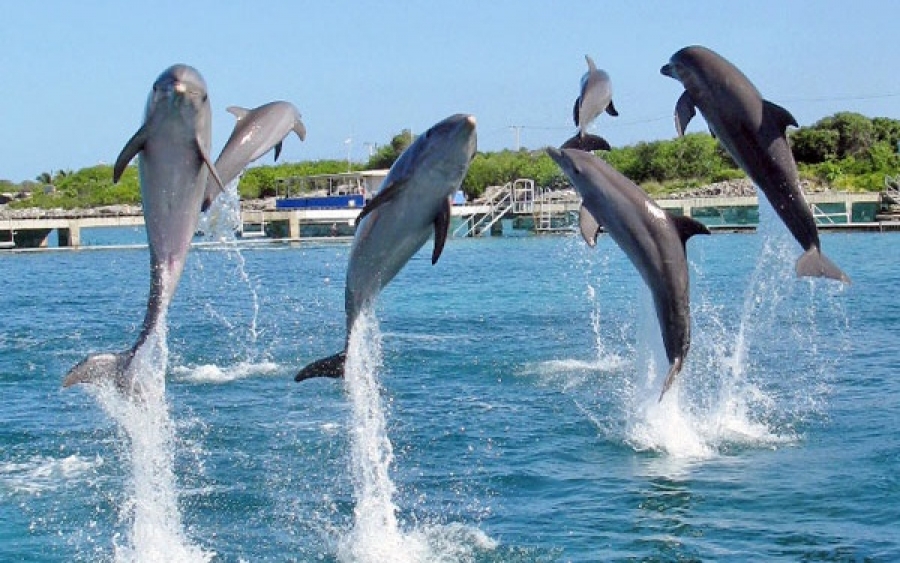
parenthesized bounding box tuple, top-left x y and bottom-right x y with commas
(796, 247, 851, 284)
(560, 133, 611, 152)
(63, 352, 130, 389)
(295, 351, 347, 382)
(658, 357, 683, 402)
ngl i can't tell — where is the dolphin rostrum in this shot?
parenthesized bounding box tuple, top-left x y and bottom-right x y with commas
(295, 114, 477, 381)
(63, 64, 223, 394)
(201, 101, 307, 211)
(562, 55, 618, 152)
(547, 147, 710, 400)
(661, 45, 849, 283)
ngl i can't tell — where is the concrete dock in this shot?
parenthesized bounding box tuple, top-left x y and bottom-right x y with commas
(0, 189, 892, 249)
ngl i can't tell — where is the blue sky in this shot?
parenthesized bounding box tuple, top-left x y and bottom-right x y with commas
(1, 1, 897, 182)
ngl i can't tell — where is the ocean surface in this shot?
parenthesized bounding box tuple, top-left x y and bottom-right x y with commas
(1, 214, 899, 561)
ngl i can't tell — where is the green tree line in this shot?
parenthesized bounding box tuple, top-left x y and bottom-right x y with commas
(4, 111, 898, 209)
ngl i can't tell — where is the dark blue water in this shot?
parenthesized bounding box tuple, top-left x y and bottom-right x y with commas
(1, 227, 898, 561)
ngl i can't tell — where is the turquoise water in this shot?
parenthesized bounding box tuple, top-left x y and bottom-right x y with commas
(1, 224, 898, 561)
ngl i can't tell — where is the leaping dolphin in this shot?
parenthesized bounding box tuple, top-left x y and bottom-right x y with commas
(63, 64, 223, 394)
(661, 45, 849, 283)
(295, 113, 477, 381)
(201, 101, 307, 211)
(562, 55, 618, 152)
(547, 147, 710, 400)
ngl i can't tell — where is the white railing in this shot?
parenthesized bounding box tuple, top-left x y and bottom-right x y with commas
(453, 183, 514, 237)
(810, 203, 849, 225)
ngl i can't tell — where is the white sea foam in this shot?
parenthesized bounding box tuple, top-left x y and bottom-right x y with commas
(0, 454, 104, 494)
(173, 360, 279, 384)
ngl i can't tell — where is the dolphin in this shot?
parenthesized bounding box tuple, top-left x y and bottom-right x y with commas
(201, 101, 307, 211)
(547, 147, 710, 400)
(562, 55, 618, 151)
(295, 113, 477, 381)
(661, 45, 849, 283)
(63, 64, 223, 394)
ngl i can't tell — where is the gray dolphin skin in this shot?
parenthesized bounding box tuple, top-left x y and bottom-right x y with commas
(547, 147, 710, 400)
(295, 113, 477, 381)
(63, 64, 223, 393)
(661, 45, 849, 283)
(201, 101, 307, 211)
(562, 55, 618, 151)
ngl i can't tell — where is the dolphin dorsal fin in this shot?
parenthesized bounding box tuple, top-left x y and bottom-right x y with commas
(432, 197, 452, 264)
(763, 100, 799, 132)
(113, 123, 151, 183)
(674, 91, 696, 137)
(585, 55, 597, 72)
(669, 214, 711, 247)
(226, 106, 250, 121)
(579, 205, 603, 247)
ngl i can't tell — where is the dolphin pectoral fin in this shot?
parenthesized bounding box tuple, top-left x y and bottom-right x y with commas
(432, 197, 452, 265)
(113, 124, 150, 183)
(293, 120, 307, 142)
(63, 351, 131, 389)
(658, 357, 684, 402)
(796, 247, 851, 284)
(196, 137, 226, 191)
(355, 179, 404, 225)
(606, 99, 619, 117)
(273, 141, 283, 162)
(764, 100, 799, 131)
(295, 351, 347, 381)
(226, 106, 250, 121)
(572, 97, 582, 127)
(674, 91, 696, 137)
(579, 205, 603, 247)
(670, 214, 711, 247)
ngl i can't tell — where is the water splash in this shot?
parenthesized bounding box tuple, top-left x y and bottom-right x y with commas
(91, 325, 213, 563)
(197, 177, 263, 352)
(335, 308, 496, 562)
(622, 197, 844, 460)
(336, 308, 427, 562)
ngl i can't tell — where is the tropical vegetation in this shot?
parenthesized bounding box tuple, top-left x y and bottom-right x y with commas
(3, 112, 898, 210)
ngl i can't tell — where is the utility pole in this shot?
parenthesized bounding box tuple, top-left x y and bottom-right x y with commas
(509, 125, 523, 151)
(344, 137, 352, 172)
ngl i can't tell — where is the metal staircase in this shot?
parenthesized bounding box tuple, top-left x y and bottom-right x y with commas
(453, 182, 515, 237)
